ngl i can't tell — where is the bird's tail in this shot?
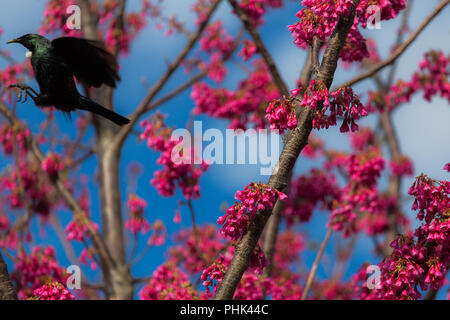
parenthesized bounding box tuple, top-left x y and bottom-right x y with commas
(78, 96, 130, 126)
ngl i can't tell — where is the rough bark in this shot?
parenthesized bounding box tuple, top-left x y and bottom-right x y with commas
(0, 252, 17, 300)
(215, 4, 358, 300)
(78, 0, 132, 299)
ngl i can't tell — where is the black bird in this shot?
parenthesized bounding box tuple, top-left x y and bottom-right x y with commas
(7, 33, 130, 126)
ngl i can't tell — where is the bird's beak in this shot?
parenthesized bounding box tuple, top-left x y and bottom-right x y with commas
(6, 39, 19, 44)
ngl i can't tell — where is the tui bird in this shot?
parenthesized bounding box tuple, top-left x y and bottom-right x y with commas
(7, 33, 130, 126)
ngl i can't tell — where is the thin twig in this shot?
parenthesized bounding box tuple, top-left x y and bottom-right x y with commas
(301, 228, 333, 300)
(228, 0, 289, 97)
(0, 101, 115, 274)
(112, 0, 223, 151)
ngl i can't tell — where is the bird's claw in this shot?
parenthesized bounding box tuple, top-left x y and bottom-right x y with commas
(9, 84, 34, 103)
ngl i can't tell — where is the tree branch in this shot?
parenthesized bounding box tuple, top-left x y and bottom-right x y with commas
(262, 48, 315, 280)
(0, 251, 17, 300)
(337, 0, 450, 89)
(112, 0, 223, 151)
(0, 102, 115, 276)
(214, 4, 358, 300)
(301, 228, 333, 300)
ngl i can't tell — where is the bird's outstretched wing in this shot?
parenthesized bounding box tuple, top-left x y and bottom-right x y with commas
(51, 37, 120, 88)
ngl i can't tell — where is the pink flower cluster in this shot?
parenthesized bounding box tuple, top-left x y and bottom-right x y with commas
(239, 40, 258, 61)
(125, 194, 150, 234)
(79, 248, 97, 271)
(248, 245, 269, 274)
(284, 169, 340, 225)
(198, 21, 236, 82)
(444, 163, 450, 172)
(169, 225, 304, 299)
(32, 281, 75, 300)
(0, 123, 29, 156)
(389, 156, 414, 177)
(367, 51, 450, 112)
(288, 0, 356, 48)
(273, 231, 304, 271)
(415, 51, 450, 102)
(140, 113, 208, 200)
(201, 230, 304, 299)
(0, 215, 18, 249)
(191, 60, 279, 129)
(170, 225, 225, 274)
(270, 276, 303, 300)
(349, 127, 377, 152)
(201, 255, 228, 294)
(0, 63, 30, 105)
(300, 80, 330, 110)
(265, 97, 297, 134)
(192, 0, 216, 25)
(42, 153, 64, 176)
(329, 147, 386, 236)
(78, 247, 98, 271)
(301, 81, 367, 132)
(357, 193, 408, 236)
(238, 0, 283, 26)
(330, 87, 368, 132)
(139, 263, 199, 300)
(217, 182, 287, 241)
(200, 21, 234, 57)
(39, 0, 81, 37)
(148, 219, 167, 246)
(356, 0, 406, 28)
(233, 273, 272, 300)
(12, 246, 67, 299)
(1, 161, 52, 218)
(65, 210, 99, 243)
(339, 25, 369, 63)
(201, 245, 268, 296)
(354, 174, 449, 299)
(289, 0, 405, 63)
(302, 133, 325, 159)
(100, 0, 153, 55)
(347, 151, 385, 187)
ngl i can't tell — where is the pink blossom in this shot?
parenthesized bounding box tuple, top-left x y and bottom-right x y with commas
(285, 169, 339, 225)
(32, 281, 75, 300)
(125, 194, 150, 234)
(301, 81, 367, 132)
(389, 156, 414, 177)
(12, 246, 67, 299)
(192, 60, 279, 129)
(65, 218, 99, 242)
(238, 40, 258, 61)
(42, 153, 64, 176)
(139, 263, 199, 300)
(140, 113, 208, 199)
(265, 97, 297, 134)
(444, 163, 450, 172)
(218, 182, 287, 240)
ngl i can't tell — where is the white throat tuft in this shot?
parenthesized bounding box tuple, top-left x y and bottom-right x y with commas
(25, 51, 32, 59)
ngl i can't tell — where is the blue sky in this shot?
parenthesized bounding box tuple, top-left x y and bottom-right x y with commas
(1, 0, 449, 299)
